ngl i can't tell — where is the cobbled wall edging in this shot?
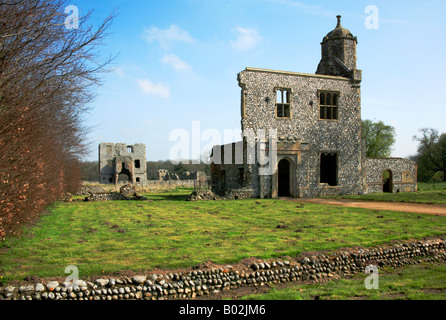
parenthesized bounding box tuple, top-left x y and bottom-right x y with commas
(1, 237, 445, 300)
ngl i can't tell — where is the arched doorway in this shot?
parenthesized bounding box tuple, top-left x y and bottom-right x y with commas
(383, 170, 393, 193)
(278, 159, 291, 197)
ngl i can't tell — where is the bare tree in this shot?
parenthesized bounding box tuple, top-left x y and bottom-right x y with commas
(0, 0, 116, 240)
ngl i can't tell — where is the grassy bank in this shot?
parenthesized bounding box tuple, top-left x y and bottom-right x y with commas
(0, 188, 445, 282)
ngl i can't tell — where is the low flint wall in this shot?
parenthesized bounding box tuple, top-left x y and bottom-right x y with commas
(2, 237, 445, 301)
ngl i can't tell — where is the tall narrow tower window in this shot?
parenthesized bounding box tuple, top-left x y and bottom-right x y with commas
(276, 88, 291, 118)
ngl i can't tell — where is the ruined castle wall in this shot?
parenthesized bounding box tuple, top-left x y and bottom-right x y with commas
(99, 143, 147, 185)
(210, 142, 260, 198)
(366, 158, 417, 194)
(99, 143, 116, 180)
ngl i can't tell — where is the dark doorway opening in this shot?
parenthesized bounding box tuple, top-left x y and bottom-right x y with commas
(383, 170, 393, 193)
(278, 159, 291, 197)
(238, 168, 244, 186)
(118, 162, 131, 183)
(320, 153, 338, 186)
(215, 170, 226, 196)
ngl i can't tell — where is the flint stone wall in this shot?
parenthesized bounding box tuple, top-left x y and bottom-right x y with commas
(187, 189, 255, 201)
(2, 237, 445, 300)
(146, 180, 195, 187)
(239, 68, 365, 199)
(211, 68, 367, 199)
(83, 193, 149, 202)
(366, 158, 418, 194)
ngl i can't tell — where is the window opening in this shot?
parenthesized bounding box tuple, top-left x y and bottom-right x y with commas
(320, 152, 338, 186)
(319, 91, 339, 120)
(276, 88, 291, 118)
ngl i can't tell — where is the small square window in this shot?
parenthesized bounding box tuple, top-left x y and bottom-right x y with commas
(135, 160, 141, 169)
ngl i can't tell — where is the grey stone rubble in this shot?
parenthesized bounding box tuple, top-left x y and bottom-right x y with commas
(157, 169, 180, 181)
(75, 183, 150, 202)
(84, 193, 131, 201)
(187, 189, 255, 201)
(119, 183, 137, 197)
(83, 193, 150, 202)
(187, 190, 222, 201)
(1, 237, 445, 300)
(75, 185, 106, 196)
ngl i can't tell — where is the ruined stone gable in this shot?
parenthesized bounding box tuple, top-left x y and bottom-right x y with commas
(99, 143, 147, 185)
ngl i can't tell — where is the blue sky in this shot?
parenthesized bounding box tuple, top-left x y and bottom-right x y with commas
(74, 0, 446, 162)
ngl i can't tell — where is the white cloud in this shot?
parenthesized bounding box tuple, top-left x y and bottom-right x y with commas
(144, 25, 195, 49)
(162, 54, 192, 72)
(231, 27, 262, 52)
(137, 79, 170, 99)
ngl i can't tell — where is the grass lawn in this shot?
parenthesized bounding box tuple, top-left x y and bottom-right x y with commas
(330, 182, 446, 204)
(0, 187, 445, 283)
(241, 262, 446, 300)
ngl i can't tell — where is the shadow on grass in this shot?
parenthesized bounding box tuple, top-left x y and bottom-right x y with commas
(144, 193, 191, 202)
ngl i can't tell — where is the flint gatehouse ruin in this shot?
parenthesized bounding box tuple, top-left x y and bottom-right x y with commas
(210, 16, 417, 199)
(99, 143, 148, 185)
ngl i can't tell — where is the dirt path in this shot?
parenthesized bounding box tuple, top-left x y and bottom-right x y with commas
(287, 198, 446, 216)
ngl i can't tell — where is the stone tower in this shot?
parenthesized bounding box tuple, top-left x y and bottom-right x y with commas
(316, 15, 361, 82)
(99, 143, 147, 185)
